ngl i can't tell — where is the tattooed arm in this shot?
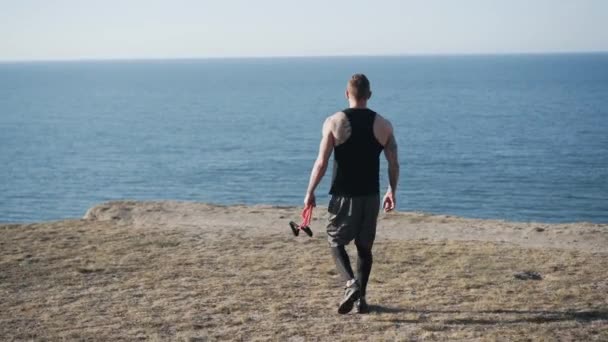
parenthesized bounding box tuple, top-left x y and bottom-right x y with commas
(382, 121, 400, 212)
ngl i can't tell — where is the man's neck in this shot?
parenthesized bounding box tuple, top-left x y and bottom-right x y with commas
(348, 100, 368, 109)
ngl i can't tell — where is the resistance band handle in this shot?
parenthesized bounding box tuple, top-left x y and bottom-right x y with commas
(300, 204, 314, 227)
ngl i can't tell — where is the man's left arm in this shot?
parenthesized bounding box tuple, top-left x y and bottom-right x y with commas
(304, 117, 334, 207)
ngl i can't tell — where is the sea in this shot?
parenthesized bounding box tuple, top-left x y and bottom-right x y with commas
(1, 54, 607, 223)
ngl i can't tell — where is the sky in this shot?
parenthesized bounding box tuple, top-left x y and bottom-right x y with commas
(1, 0, 607, 61)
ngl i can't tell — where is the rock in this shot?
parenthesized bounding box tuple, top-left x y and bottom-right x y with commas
(83, 201, 139, 222)
(534, 227, 545, 232)
(514, 271, 542, 280)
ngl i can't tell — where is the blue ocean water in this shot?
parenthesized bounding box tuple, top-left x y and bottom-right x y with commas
(1, 54, 607, 223)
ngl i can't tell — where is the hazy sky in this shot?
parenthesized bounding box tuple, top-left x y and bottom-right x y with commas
(1, 0, 607, 61)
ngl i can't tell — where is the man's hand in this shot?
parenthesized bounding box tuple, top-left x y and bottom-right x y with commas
(382, 191, 395, 212)
(304, 192, 316, 207)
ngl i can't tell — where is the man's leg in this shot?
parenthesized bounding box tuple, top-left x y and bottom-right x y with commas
(354, 241, 373, 298)
(332, 245, 360, 314)
(327, 195, 361, 314)
(354, 195, 379, 313)
(330, 245, 355, 282)
(327, 195, 358, 280)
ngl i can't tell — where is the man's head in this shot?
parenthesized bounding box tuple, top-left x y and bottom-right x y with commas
(346, 73, 372, 102)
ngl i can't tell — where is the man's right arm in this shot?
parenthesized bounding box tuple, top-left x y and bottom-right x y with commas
(383, 122, 399, 212)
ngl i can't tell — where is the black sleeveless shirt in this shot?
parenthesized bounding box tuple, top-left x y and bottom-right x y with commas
(329, 108, 384, 196)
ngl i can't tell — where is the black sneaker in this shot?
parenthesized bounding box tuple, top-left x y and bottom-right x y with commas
(338, 281, 360, 314)
(355, 298, 369, 314)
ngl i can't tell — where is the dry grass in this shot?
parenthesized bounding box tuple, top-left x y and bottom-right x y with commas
(1, 219, 607, 341)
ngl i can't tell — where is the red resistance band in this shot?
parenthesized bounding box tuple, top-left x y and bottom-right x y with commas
(300, 204, 314, 228)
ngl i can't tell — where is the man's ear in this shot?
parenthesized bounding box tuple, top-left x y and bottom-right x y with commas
(368, 91, 372, 100)
(345, 90, 349, 100)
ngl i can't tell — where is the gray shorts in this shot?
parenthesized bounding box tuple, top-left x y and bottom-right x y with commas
(326, 194, 380, 248)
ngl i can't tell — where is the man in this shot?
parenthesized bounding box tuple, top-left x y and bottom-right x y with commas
(304, 73, 400, 314)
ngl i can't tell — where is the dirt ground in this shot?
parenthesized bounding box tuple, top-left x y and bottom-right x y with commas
(1, 201, 607, 341)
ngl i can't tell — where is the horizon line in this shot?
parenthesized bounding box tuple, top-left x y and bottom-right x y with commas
(1, 50, 607, 64)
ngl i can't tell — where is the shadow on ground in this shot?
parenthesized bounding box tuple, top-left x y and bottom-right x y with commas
(371, 305, 608, 325)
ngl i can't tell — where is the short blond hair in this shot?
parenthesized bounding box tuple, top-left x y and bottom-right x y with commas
(347, 74, 371, 100)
